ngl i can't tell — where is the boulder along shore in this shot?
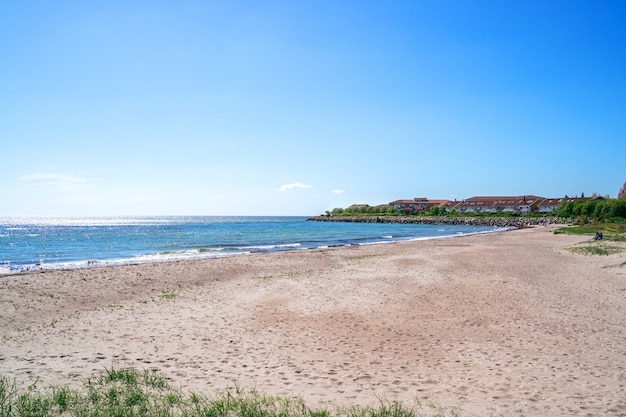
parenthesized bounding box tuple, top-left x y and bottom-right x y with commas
(308, 215, 572, 228)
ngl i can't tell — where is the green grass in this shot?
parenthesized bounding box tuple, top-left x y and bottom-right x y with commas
(567, 244, 624, 256)
(602, 261, 626, 269)
(158, 290, 178, 300)
(554, 222, 626, 236)
(0, 368, 524, 417)
(346, 255, 381, 261)
(557, 223, 626, 256)
(283, 270, 313, 278)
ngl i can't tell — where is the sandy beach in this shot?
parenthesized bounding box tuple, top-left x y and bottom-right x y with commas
(1, 225, 625, 416)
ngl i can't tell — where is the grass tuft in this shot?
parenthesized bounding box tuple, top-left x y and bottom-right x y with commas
(554, 223, 626, 237)
(567, 243, 624, 256)
(557, 224, 625, 256)
(0, 367, 525, 417)
(346, 255, 381, 261)
(159, 290, 177, 300)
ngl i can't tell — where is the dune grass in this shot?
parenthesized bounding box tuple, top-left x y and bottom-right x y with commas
(554, 222, 626, 240)
(0, 367, 524, 417)
(556, 223, 626, 256)
(567, 244, 624, 256)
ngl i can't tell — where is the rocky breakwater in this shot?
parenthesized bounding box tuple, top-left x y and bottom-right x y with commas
(307, 215, 571, 228)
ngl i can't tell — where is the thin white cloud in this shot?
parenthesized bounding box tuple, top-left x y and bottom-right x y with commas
(21, 172, 97, 193)
(332, 189, 345, 194)
(278, 182, 313, 191)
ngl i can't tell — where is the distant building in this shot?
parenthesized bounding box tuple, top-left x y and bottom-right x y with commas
(536, 197, 591, 213)
(389, 198, 428, 212)
(389, 197, 451, 213)
(427, 199, 452, 208)
(455, 196, 543, 215)
(442, 200, 462, 211)
(347, 204, 370, 210)
(345, 194, 601, 216)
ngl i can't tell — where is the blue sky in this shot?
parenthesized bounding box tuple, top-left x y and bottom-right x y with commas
(1, 1, 624, 216)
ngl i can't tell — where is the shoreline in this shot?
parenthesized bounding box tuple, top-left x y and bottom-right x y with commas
(1, 225, 625, 416)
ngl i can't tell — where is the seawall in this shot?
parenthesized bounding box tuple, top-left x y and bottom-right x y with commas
(307, 215, 571, 228)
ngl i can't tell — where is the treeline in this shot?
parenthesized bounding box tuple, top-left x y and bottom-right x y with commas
(555, 198, 626, 222)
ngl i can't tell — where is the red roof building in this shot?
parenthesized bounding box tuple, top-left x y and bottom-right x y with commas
(455, 195, 543, 214)
(389, 198, 451, 213)
(537, 197, 590, 213)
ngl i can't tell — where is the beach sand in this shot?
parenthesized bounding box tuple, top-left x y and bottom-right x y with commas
(1, 226, 625, 416)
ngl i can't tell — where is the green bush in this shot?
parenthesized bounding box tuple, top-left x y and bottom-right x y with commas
(556, 199, 626, 222)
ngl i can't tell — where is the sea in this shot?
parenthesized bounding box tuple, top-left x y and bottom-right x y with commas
(0, 216, 502, 274)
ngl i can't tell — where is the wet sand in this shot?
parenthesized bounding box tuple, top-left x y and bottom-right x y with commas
(1, 225, 625, 416)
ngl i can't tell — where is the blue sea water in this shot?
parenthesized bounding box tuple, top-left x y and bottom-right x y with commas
(0, 216, 501, 274)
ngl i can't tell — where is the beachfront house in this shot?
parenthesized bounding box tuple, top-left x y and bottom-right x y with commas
(427, 199, 452, 209)
(442, 200, 462, 212)
(455, 196, 543, 215)
(347, 204, 370, 210)
(536, 197, 589, 213)
(389, 198, 451, 214)
(389, 198, 432, 213)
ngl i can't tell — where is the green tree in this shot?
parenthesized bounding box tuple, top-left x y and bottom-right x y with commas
(556, 201, 574, 218)
(610, 199, 626, 218)
(592, 200, 610, 219)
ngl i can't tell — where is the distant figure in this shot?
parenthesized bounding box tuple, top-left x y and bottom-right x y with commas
(594, 232, 603, 240)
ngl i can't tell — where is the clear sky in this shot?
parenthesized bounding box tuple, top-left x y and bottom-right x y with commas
(1, 1, 624, 216)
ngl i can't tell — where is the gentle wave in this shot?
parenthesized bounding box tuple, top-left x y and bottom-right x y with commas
(0, 216, 503, 275)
